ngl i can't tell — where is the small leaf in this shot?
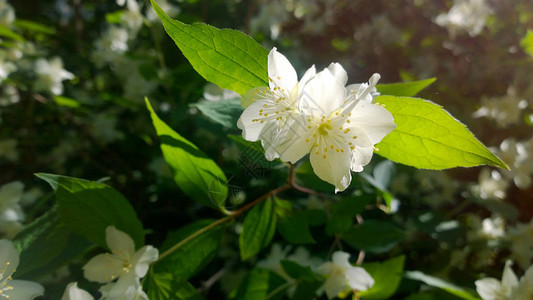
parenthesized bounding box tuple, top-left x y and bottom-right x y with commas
(14, 19, 55, 35)
(342, 220, 404, 253)
(280, 260, 319, 281)
(359, 256, 405, 299)
(145, 273, 204, 300)
(190, 98, 243, 129)
(376, 96, 508, 170)
(234, 268, 272, 300)
(0, 25, 24, 41)
(54, 96, 81, 108)
(377, 78, 436, 97)
(521, 30, 533, 58)
(239, 199, 277, 260)
(151, 0, 268, 95)
(277, 211, 315, 244)
(158, 219, 225, 280)
(36, 173, 144, 249)
(405, 271, 480, 300)
(146, 99, 228, 209)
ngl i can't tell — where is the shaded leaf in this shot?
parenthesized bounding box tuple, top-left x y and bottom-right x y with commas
(342, 220, 404, 253)
(405, 271, 480, 300)
(359, 256, 405, 299)
(277, 211, 315, 244)
(239, 199, 277, 260)
(190, 98, 243, 129)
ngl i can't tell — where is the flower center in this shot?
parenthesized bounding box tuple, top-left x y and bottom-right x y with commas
(318, 122, 332, 136)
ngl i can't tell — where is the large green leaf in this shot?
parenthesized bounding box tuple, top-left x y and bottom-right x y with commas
(146, 99, 228, 209)
(341, 220, 404, 253)
(190, 98, 242, 129)
(277, 211, 315, 244)
(151, 0, 268, 95)
(145, 272, 204, 300)
(234, 268, 272, 300)
(377, 78, 436, 97)
(359, 256, 405, 299)
(239, 198, 277, 260)
(405, 271, 480, 300)
(36, 173, 144, 249)
(158, 219, 224, 280)
(376, 96, 508, 170)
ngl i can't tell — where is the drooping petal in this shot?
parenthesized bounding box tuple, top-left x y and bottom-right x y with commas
(0, 239, 19, 280)
(99, 272, 139, 300)
(475, 278, 503, 300)
(300, 69, 346, 117)
(6, 280, 45, 300)
(327, 63, 348, 86)
(348, 101, 395, 144)
(268, 48, 298, 93)
(82, 253, 124, 283)
(501, 260, 519, 291)
(61, 282, 94, 300)
(331, 251, 352, 270)
(132, 245, 159, 278)
(310, 145, 352, 192)
(351, 145, 374, 172)
(345, 267, 374, 291)
(237, 100, 272, 142)
(106, 226, 136, 258)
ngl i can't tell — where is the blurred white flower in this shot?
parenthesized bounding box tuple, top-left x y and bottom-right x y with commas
(0, 51, 16, 83)
(202, 83, 239, 102)
(92, 26, 130, 67)
(89, 114, 124, 143)
(0, 84, 20, 106)
(475, 168, 509, 200)
(33, 57, 74, 95)
(508, 220, 533, 269)
(315, 251, 374, 299)
(257, 243, 291, 277)
(250, 0, 290, 40)
(473, 87, 528, 128)
(0, 138, 18, 162)
(0, 0, 15, 26)
(0, 239, 45, 299)
(435, 0, 492, 38)
(61, 282, 94, 300)
(0, 181, 25, 238)
(475, 260, 518, 300)
(83, 226, 158, 300)
(495, 138, 533, 190)
(146, 0, 180, 22)
(511, 264, 533, 299)
(121, 0, 143, 38)
(287, 246, 322, 269)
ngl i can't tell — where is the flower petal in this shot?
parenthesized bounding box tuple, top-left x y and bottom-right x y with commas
(300, 69, 346, 117)
(322, 273, 349, 299)
(310, 144, 352, 192)
(99, 272, 139, 300)
(501, 260, 518, 291)
(475, 278, 503, 300)
(297, 65, 316, 100)
(348, 101, 395, 144)
(132, 245, 159, 278)
(275, 115, 314, 163)
(241, 86, 269, 109)
(82, 253, 123, 283)
(331, 251, 352, 269)
(237, 100, 272, 142)
(327, 63, 348, 86)
(350, 145, 374, 172)
(61, 282, 94, 300)
(268, 48, 298, 94)
(6, 280, 45, 300)
(345, 267, 374, 291)
(0, 239, 19, 277)
(106, 226, 135, 258)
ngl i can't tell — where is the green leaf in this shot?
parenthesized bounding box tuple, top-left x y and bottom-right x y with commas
(377, 78, 436, 97)
(521, 30, 533, 58)
(280, 260, 319, 281)
(36, 173, 145, 249)
(0, 25, 24, 41)
(158, 219, 225, 280)
(105, 11, 124, 24)
(54, 96, 81, 108)
(145, 273, 203, 300)
(341, 220, 404, 253)
(277, 211, 315, 244)
(239, 198, 277, 260)
(359, 256, 405, 299)
(405, 271, 480, 300)
(14, 20, 55, 35)
(375, 96, 508, 170)
(151, 0, 268, 95)
(190, 98, 243, 129)
(146, 99, 228, 209)
(234, 268, 272, 300)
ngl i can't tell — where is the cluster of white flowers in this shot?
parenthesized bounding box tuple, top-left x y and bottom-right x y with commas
(238, 48, 395, 192)
(476, 261, 533, 299)
(507, 220, 533, 270)
(473, 87, 528, 128)
(0, 182, 26, 239)
(0, 0, 15, 26)
(0, 239, 44, 299)
(258, 244, 373, 299)
(435, 0, 492, 38)
(33, 57, 75, 96)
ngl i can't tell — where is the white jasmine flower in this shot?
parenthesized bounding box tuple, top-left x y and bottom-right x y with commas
(475, 168, 509, 200)
(83, 226, 158, 299)
(495, 138, 533, 190)
(237, 47, 316, 161)
(92, 26, 129, 67)
(99, 279, 148, 300)
(473, 87, 528, 128)
(0, 239, 45, 299)
(511, 264, 533, 299)
(475, 261, 518, 300)
(146, 0, 179, 22)
(0, 0, 15, 26)
(508, 221, 533, 269)
(121, 0, 143, 38)
(435, 0, 492, 38)
(61, 282, 94, 300)
(0, 51, 16, 83)
(0, 181, 25, 238)
(288, 67, 394, 192)
(315, 251, 374, 299)
(33, 57, 74, 95)
(287, 247, 322, 269)
(0, 84, 20, 106)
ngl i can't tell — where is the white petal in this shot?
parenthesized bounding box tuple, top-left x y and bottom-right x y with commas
(327, 63, 348, 86)
(331, 251, 352, 269)
(310, 146, 352, 192)
(345, 267, 374, 291)
(99, 273, 139, 300)
(241, 87, 269, 108)
(132, 245, 159, 278)
(61, 282, 94, 300)
(297, 65, 316, 100)
(475, 278, 503, 300)
(6, 280, 44, 300)
(300, 69, 346, 117)
(275, 115, 314, 163)
(0, 239, 19, 277)
(0, 181, 24, 207)
(268, 48, 297, 93)
(322, 273, 349, 299)
(350, 145, 374, 172)
(348, 101, 395, 144)
(82, 253, 123, 283)
(501, 260, 518, 291)
(237, 101, 271, 142)
(315, 262, 333, 276)
(106, 226, 135, 258)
